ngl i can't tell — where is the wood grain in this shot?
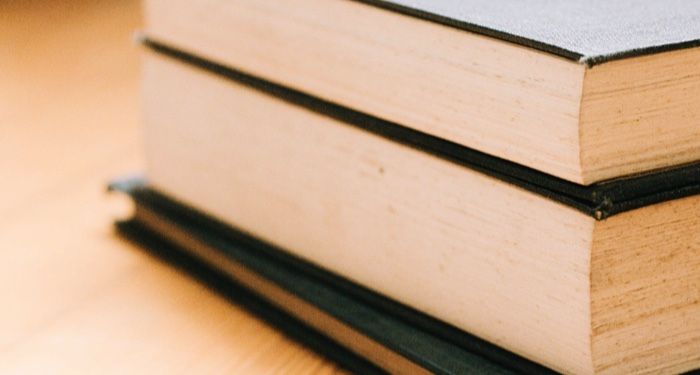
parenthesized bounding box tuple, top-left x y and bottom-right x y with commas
(0, 1, 343, 373)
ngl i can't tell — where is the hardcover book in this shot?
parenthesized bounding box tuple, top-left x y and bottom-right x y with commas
(143, 0, 700, 183)
(137, 44, 700, 374)
(132, 1, 700, 373)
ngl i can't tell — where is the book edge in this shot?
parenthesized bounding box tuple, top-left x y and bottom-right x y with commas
(139, 38, 700, 220)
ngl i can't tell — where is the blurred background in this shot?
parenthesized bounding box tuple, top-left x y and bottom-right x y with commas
(0, 1, 339, 372)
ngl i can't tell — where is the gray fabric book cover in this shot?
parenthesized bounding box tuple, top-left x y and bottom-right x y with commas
(358, 0, 700, 64)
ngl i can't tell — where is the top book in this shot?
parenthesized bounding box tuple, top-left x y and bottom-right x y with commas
(372, 0, 700, 64)
(144, 0, 700, 184)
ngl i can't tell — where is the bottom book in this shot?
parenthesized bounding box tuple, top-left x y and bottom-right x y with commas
(110, 178, 555, 374)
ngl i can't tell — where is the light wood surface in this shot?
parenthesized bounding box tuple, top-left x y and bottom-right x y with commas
(0, 1, 343, 373)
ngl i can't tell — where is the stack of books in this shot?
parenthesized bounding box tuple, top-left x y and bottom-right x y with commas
(114, 1, 700, 373)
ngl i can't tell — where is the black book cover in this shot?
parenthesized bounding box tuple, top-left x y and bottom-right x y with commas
(111, 178, 557, 374)
(142, 39, 700, 220)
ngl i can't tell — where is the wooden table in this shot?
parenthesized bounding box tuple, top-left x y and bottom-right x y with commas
(0, 1, 344, 372)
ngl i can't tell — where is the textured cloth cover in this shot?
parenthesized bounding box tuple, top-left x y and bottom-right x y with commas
(371, 0, 700, 63)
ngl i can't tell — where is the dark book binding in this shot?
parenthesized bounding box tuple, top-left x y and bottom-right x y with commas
(111, 178, 557, 374)
(142, 38, 700, 220)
